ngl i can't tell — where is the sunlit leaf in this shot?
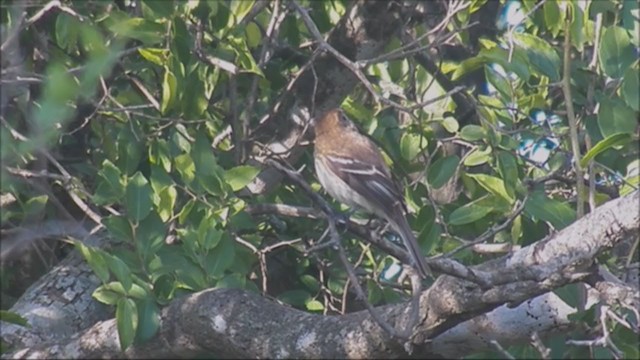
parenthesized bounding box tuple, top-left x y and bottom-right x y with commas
(125, 172, 153, 222)
(428, 155, 460, 188)
(599, 26, 636, 78)
(224, 165, 260, 191)
(116, 298, 138, 351)
(580, 133, 632, 167)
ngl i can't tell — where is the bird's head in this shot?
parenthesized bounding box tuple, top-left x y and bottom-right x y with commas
(313, 109, 358, 138)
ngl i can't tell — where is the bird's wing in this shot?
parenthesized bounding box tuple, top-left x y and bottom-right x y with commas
(322, 153, 405, 213)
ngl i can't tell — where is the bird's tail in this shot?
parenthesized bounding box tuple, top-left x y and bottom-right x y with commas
(389, 212, 431, 279)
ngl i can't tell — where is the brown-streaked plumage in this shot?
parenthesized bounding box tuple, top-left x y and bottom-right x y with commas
(313, 109, 431, 278)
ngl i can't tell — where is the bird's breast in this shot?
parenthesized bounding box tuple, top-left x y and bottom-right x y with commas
(314, 154, 373, 213)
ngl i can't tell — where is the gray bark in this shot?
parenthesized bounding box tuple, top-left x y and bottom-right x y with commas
(4, 191, 638, 359)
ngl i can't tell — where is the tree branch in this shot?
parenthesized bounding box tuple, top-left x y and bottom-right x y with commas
(6, 191, 638, 359)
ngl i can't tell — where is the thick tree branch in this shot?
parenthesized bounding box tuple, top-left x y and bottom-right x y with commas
(6, 191, 638, 359)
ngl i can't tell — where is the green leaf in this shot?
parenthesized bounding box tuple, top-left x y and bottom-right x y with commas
(460, 125, 486, 141)
(138, 48, 168, 66)
(142, 0, 175, 19)
(181, 67, 209, 119)
(416, 206, 438, 256)
(451, 55, 486, 81)
(156, 185, 177, 222)
(175, 154, 196, 184)
(400, 132, 426, 161)
(229, 209, 257, 231)
(483, 47, 531, 80)
(135, 298, 160, 342)
(216, 273, 246, 289)
(452, 47, 530, 82)
(466, 173, 515, 204)
(497, 151, 518, 199)
(597, 97, 637, 137)
(543, 1, 563, 37)
(106, 255, 133, 293)
(55, 13, 80, 52)
(524, 191, 576, 229)
(226, 36, 263, 75)
(513, 32, 561, 81)
(485, 65, 512, 100)
(305, 299, 324, 311)
(125, 172, 153, 222)
(205, 237, 235, 278)
(245, 22, 262, 48)
(101, 281, 147, 299)
(599, 26, 636, 78)
(449, 198, 494, 225)
(342, 97, 375, 122)
(464, 146, 493, 167)
(193, 132, 226, 196)
(136, 212, 166, 261)
(160, 67, 177, 115)
(116, 126, 144, 175)
(0, 310, 29, 327)
(277, 290, 310, 307)
(441, 117, 459, 133)
(622, 66, 639, 111)
(229, 0, 255, 24)
(427, 155, 460, 188)
(23, 195, 48, 216)
(570, 2, 586, 51)
(150, 163, 173, 194)
(553, 283, 582, 309)
(511, 215, 523, 243)
(116, 298, 138, 351)
(109, 17, 164, 45)
(103, 215, 134, 243)
(300, 274, 321, 292)
(580, 133, 632, 167)
(223, 165, 260, 191)
(198, 215, 223, 251)
(620, 160, 640, 197)
(621, 0, 640, 46)
(92, 285, 121, 305)
(75, 242, 111, 283)
(150, 139, 172, 173)
(93, 160, 125, 205)
(177, 199, 196, 225)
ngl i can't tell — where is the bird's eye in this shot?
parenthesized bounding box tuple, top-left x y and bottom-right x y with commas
(338, 112, 354, 128)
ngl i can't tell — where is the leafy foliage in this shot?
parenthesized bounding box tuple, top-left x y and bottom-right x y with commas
(1, 0, 637, 357)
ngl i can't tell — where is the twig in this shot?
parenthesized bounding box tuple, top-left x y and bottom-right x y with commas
(562, 18, 584, 218)
(245, 203, 323, 219)
(506, 0, 547, 62)
(0, 118, 103, 225)
(530, 332, 551, 360)
(471, 243, 521, 254)
(566, 305, 623, 359)
(358, 0, 471, 66)
(291, 1, 465, 114)
(441, 195, 528, 258)
(1, 0, 86, 53)
(6, 167, 68, 182)
(235, 0, 287, 164)
(194, 22, 238, 75)
(266, 157, 412, 339)
(127, 75, 160, 112)
(229, 75, 244, 163)
(489, 339, 516, 360)
(237, 0, 270, 27)
(334, 232, 407, 339)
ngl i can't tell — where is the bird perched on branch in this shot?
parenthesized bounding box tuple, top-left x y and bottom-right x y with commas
(313, 109, 431, 278)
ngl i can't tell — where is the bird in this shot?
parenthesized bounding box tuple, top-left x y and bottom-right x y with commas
(313, 108, 431, 278)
